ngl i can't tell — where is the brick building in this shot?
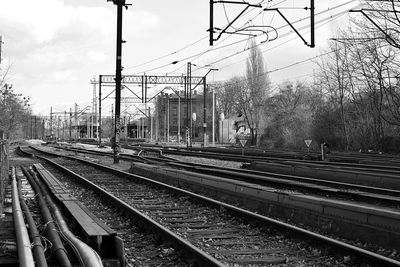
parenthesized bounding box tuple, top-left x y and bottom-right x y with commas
(155, 89, 213, 143)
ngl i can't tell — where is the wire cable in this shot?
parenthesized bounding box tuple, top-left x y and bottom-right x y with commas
(148, 1, 359, 75)
(216, 9, 349, 70)
(131, 0, 288, 75)
(196, 3, 360, 72)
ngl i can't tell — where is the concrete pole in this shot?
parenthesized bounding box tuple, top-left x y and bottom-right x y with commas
(75, 103, 78, 139)
(69, 108, 72, 139)
(87, 113, 90, 138)
(149, 107, 153, 142)
(137, 119, 140, 138)
(50, 107, 53, 138)
(212, 87, 215, 146)
(178, 90, 181, 143)
(167, 95, 170, 142)
(141, 117, 145, 139)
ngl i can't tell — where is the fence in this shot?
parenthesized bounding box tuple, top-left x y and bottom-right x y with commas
(0, 139, 9, 215)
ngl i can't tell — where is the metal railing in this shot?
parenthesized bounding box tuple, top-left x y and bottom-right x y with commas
(0, 139, 9, 214)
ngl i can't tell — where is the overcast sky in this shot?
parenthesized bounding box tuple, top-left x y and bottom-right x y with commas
(0, 0, 362, 117)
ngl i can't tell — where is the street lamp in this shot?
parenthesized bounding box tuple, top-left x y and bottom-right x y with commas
(189, 64, 218, 147)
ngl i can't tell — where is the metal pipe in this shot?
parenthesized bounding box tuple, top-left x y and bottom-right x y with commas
(50, 199, 103, 267)
(16, 170, 48, 267)
(11, 167, 35, 267)
(22, 167, 72, 267)
(30, 167, 103, 267)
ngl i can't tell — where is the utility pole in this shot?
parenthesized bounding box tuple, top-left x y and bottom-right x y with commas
(141, 117, 144, 139)
(87, 113, 90, 138)
(137, 118, 139, 138)
(310, 0, 315, 48)
(203, 77, 207, 146)
(178, 90, 181, 143)
(42, 119, 45, 139)
(69, 108, 72, 140)
(149, 107, 153, 142)
(50, 107, 53, 138)
(212, 87, 215, 146)
(202, 68, 218, 147)
(57, 116, 60, 140)
(75, 103, 78, 139)
(34, 116, 37, 139)
(63, 111, 66, 141)
(98, 75, 103, 146)
(91, 76, 98, 139)
(108, 0, 128, 164)
(185, 76, 189, 148)
(188, 62, 192, 147)
(155, 109, 158, 142)
(167, 94, 170, 142)
(111, 104, 114, 130)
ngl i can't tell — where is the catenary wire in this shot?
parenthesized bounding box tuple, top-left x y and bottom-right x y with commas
(137, 1, 359, 75)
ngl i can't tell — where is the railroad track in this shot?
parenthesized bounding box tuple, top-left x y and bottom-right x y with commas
(122, 143, 400, 165)
(17, 147, 207, 266)
(18, 145, 400, 266)
(41, 145, 400, 253)
(49, 144, 400, 208)
(78, 139, 400, 166)
(34, 145, 400, 241)
(163, 160, 400, 207)
(56, 142, 400, 175)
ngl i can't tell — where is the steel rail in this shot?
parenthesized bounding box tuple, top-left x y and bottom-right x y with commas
(40, 145, 400, 203)
(22, 150, 224, 267)
(22, 146, 400, 267)
(161, 161, 400, 202)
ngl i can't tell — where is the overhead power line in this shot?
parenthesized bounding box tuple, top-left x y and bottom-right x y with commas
(199, 6, 357, 72)
(181, 1, 360, 74)
(133, 1, 358, 76)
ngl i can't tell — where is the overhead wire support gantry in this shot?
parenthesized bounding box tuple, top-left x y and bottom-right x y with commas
(209, 0, 315, 48)
(209, 1, 263, 46)
(349, 8, 400, 49)
(264, 0, 315, 47)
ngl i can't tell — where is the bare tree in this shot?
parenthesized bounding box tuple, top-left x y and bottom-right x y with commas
(0, 84, 31, 138)
(262, 81, 316, 149)
(215, 79, 241, 117)
(242, 39, 271, 145)
(316, 40, 352, 150)
(360, 1, 400, 50)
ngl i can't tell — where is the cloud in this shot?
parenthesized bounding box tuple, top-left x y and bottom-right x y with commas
(53, 70, 76, 81)
(0, 0, 159, 45)
(0, 0, 161, 114)
(87, 50, 108, 62)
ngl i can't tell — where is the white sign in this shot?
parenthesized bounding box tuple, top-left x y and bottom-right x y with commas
(239, 139, 247, 147)
(304, 139, 312, 147)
